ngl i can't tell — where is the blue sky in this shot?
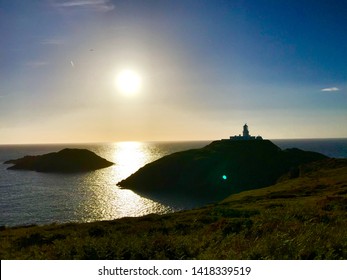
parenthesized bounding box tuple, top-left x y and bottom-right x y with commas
(0, 0, 346, 143)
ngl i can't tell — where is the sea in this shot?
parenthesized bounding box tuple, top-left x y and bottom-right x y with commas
(1, 139, 347, 227)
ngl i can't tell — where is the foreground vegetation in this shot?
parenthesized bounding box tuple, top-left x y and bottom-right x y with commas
(1, 159, 347, 259)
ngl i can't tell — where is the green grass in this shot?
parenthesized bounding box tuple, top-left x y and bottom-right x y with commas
(1, 160, 347, 259)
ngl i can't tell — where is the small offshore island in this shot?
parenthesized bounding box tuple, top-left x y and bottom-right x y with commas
(1, 125, 347, 260)
(4, 148, 114, 173)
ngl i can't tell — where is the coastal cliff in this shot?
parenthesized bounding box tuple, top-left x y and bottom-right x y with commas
(118, 140, 327, 201)
(4, 148, 114, 173)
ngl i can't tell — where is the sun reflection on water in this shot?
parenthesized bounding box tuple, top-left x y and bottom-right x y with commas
(112, 141, 149, 180)
(76, 142, 172, 223)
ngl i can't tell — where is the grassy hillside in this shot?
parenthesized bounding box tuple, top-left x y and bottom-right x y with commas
(1, 159, 346, 259)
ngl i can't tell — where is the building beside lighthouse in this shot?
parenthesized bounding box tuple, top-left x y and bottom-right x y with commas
(230, 124, 263, 140)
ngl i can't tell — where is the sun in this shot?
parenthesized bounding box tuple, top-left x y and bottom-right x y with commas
(116, 69, 142, 95)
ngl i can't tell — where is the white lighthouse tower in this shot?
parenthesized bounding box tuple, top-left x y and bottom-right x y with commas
(229, 123, 263, 140)
(243, 123, 250, 138)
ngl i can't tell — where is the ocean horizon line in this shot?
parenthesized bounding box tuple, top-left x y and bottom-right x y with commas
(1, 137, 347, 146)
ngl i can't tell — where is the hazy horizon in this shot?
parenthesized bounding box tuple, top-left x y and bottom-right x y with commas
(1, 137, 347, 146)
(1, 0, 346, 144)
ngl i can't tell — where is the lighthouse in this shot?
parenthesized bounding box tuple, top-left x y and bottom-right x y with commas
(243, 124, 250, 138)
(228, 123, 263, 140)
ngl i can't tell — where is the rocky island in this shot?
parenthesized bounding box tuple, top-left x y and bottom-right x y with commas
(4, 148, 114, 173)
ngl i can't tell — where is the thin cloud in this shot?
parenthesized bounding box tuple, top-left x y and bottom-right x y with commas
(321, 87, 340, 92)
(41, 38, 64, 45)
(26, 61, 48, 68)
(52, 0, 115, 12)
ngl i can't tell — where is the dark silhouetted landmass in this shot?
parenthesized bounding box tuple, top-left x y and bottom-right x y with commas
(4, 148, 114, 173)
(1, 158, 346, 259)
(118, 140, 328, 202)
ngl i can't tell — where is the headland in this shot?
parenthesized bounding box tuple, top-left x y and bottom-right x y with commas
(118, 135, 327, 203)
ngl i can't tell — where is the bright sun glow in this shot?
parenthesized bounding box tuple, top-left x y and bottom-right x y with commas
(116, 69, 142, 95)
